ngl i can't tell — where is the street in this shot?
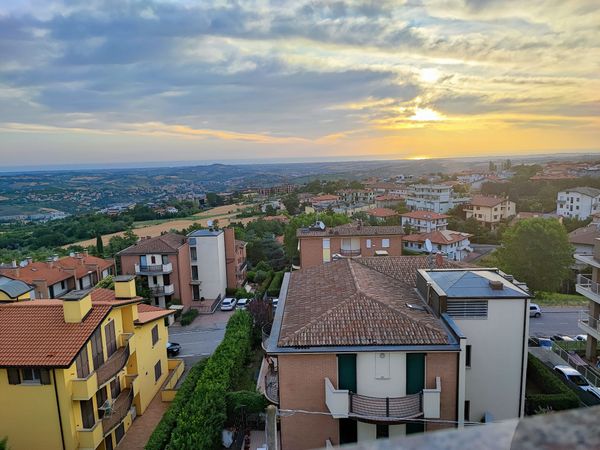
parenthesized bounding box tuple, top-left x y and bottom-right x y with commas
(529, 307, 584, 338)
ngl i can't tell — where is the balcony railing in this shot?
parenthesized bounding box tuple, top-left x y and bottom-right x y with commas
(340, 249, 361, 257)
(350, 392, 422, 421)
(102, 388, 133, 435)
(135, 262, 173, 274)
(578, 311, 600, 341)
(150, 284, 175, 296)
(577, 274, 600, 298)
(97, 342, 130, 386)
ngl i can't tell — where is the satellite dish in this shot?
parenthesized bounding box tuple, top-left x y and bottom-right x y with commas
(207, 220, 213, 227)
(425, 239, 433, 253)
(317, 221, 326, 230)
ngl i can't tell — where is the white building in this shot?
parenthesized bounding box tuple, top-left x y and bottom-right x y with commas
(556, 187, 600, 219)
(405, 184, 470, 213)
(187, 229, 227, 301)
(400, 211, 449, 233)
(403, 230, 472, 261)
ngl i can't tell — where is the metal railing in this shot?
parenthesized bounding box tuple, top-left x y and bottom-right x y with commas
(349, 392, 422, 420)
(577, 274, 600, 296)
(96, 343, 130, 386)
(102, 388, 133, 435)
(135, 262, 172, 274)
(149, 284, 174, 296)
(264, 369, 279, 405)
(340, 249, 361, 257)
(579, 311, 600, 335)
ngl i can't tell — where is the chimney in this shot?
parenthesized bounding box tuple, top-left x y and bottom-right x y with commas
(114, 275, 137, 299)
(47, 257, 54, 268)
(489, 280, 504, 290)
(61, 289, 93, 323)
(11, 260, 17, 268)
(26, 257, 33, 265)
(83, 249, 89, 257)
(435, 252, 444, 268)
(75, 252, 81, 259)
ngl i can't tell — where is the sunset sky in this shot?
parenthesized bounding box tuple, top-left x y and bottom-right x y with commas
(1, 0, 599, 166)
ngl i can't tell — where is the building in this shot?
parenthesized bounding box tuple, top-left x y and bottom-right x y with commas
(297, 223, 404, 268)
(0, 253, 115, 299)
(375, 195, 404, 209)
(263, 257, 530, 449)
(309, 194, 340, 208)
(187, 229, 227, 302)
(337, 189, 375, 204)
(403, 230, 472, 261)
(556, 187, 600, 219)
(574, 239, 600, 362)
(570, 224, 600, 256)
(118, 233, 192, 310)
(464, 196, 516, 229)
(224, 228, 247, 290)
(405, 185, 470, 213)
(0, 279, 33, 302)
(0, 276, 181, 450)
(401, 211, 449, 233)
(367, 208, 399, 222)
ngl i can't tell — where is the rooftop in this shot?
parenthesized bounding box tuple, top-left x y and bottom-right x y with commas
(0, 261, 76, 285)
(469, 195, 508, 208)
(403, 230, 472, 245)
(560, 187, 600, 197)
(118, 232, 187, 255)
(423, 269, 530, 298)
(297, 223, 404, 238)
(188, 229, 223, 237)
(400, 210, 449, 220)
(367, 207, 399, 218)
(569, 224, 600, 246)
(0, 279, 34, 299)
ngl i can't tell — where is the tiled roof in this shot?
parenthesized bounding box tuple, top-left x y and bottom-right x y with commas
(569, 225, 600, 246)
(136, 303, 175, 324)
(297, 224, 404, 238)
(356, 256, 465, 286)
(367, 208, 399, 218)
(0, 262, 74, 285)
(469, 195, 508, 208)
(278, 258, 456, 348)
(562, 187, 600, 197)
(403, 230, 471, 245)
(401, 210, 449, 220)
(55, 255, 114, 279)
(118, 232, 187, 255)
(0, 288, 146, 367)
(0, 279, 34, 299)
(310, 194, 340, 202)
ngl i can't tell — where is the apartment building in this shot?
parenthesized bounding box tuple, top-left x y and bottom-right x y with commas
(375, 195, 404, 209)
(119, 233, 192, 310)
(403, 230, 472, 261)
(308, 194, 340, 208)
(224, 228, 248, 290)
(0, 276, 180, 450)
(337, 189, 375, 204)
(464, 196, 516, 229)
(0, 253, 115, 299)
(297, 224, 404, 269)
(187, 229, 227, 302)
(575, 239, 600, 361)
(556, 187, 600, 219)
(263, 257, 530, 449)
(405, 185, 470, 213)
(400, 211, 449, 233)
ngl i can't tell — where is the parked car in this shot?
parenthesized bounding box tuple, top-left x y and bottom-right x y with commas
(529, 303, 542, 318)
(166, 342, 181, 357)
(553, 365, 600, 399)
(220, 297, 237, 311)
(272, 298, 279, 310)
(575, 334, 588, 342)
(529, 337, 553, 348)
(236, 298, 250, 310)
(551, 334, 575, 342)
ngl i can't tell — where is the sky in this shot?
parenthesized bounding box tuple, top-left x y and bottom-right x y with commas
(0, 0, 599, 167)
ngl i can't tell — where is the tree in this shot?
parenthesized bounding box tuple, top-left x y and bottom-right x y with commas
(96, 234, 104, 257)
(264, 205, 277, 216)
(496, 218, 573, 293)
(282, 193, 300, 215)
(489, 161, 497, 172)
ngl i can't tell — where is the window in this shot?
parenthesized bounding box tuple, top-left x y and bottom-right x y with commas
(192, 285, 200, 300)
(322, 238, 330, 249)
(466, 345, 472, 368)
(105, 321, 117, 358)
(76, 346, 90, 379)
(115, 423, 125, 444)
(110, 378, 121, 399)
(464, 400, 471, 422)
(90, 328, 104, 370)
(151, 325, 159, 346)
(151, 256, 156, 264)
(376, 424, 389, 439)
(105, 436, 114, 450)
(190, 247, 197, 261)
(96, 387, 107, 418)
(366, 239, 372, 249)
(22, 368, 41, 383)
(191, 265, 199, 280)
(382, 239, 390, 248)
(154, 361, 162, 382)
(80, 399, 95, 429)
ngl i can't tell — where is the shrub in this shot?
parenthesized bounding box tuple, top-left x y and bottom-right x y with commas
(246, 271, 256, 282)
(145, 359, 207, 450)
(226, 390, 268, 418)
(526, 354, 579, 414)
(267, 271, 284, 297)
(235, 288, 249, 299)
(254, 270, 268, 284)
(180, 308, 199, 326)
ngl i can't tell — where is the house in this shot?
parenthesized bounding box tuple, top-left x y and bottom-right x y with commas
(118, 233, 192, 310)
(464, 196, 516, 229)
(309, 194, 340, 208)
(375, 195, 404, 209)
(0, 279, 33, 302)
(400, 211, 449, 233)
(405, 185, 470, 213)
(403, 230, 472, 261)
(262, 257, 530, 449)
(187, 229, 227, 303)
(0, 253, 115, 299)
(574, 239, 600, 362)
(556, 187, 600, 219)
(0, 276, 182, 450)
(297, 223, 404, 268)
(367, 208, 399, 222)
(569, 224, 600, 256)
(224, 228, 247, 290)
(337, 189, 375, 204)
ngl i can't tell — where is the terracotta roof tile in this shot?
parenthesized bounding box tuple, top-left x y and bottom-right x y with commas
(400, 210, 449, 220)
(569, 225, 600, 246)
(297, 224, 404, 238)
(468, 195, 508, 208)
(0, 262, 73, 285)
(367, 208, 399, 218)
(136, 303, 174, 324)
(403, 230, 471, 245)
(117, 232, 187, 255)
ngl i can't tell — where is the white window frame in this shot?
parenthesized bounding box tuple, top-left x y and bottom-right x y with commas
(366, 239, 372, 249)
(322, 238, 330, 249)
(382, 238, 390, 248)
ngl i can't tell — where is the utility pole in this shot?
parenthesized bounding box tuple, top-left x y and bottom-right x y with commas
(266, 405, 278, 450)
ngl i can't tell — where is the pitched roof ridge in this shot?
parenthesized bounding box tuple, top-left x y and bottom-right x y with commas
(352, 258, 413, 288)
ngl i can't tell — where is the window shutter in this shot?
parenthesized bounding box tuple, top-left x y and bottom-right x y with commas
(7, 368, 20, 385)
(40, 368, 51, 385)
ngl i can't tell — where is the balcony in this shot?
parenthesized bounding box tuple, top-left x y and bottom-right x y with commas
(190, 278, 202, 285)
(575, 254, 600, 270)
(77, 420, 104, 449)
(576, 274, 600, 303)
(124, 374, 139, 397)
(72, 372, 98, 401)
(150, 284, 175, 296)
(135, 262, 173, 275)
(97, 342, 130, 387)
(102, 388, 133, 436)
(578, 311, 600, 341)
(340, 249, 361, 257)
(324, 377, 441, 423)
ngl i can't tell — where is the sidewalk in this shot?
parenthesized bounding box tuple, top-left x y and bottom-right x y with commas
(117, 395, 168, 450)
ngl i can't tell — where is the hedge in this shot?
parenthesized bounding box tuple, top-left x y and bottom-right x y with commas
(266, 271, 284, 297)
(526, 353, 579, 414)
(161, 311, 254, 449)
(180, 308, 199, 326)
(225, 390, 269, 419)
(145, 359, 207, 450)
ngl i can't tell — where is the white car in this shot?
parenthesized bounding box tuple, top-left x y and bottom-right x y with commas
(236, 298, 250, 310)
(575, 334, 588, 342)
(272, 298, 279, 310)
(554, 365, 600, 399)
(529, 303, 542, 318)
(220, 297, 237, 311)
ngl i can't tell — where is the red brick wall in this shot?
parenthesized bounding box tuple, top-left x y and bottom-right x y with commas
(425, 352, 458, 431)
(278, 354, 339, 450)
(298, 238, 324, 269)
(174, 244, 192, 309)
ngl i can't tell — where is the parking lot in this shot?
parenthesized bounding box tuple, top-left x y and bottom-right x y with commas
(529, 307, 585, 338)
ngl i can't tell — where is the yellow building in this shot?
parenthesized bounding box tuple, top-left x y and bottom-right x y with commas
(0, 279, 33, 302)
(464, 195, 516, 229)
(0, 275, 181, 450)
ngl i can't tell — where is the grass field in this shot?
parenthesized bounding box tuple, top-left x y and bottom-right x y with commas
(534, 291, 588, 307)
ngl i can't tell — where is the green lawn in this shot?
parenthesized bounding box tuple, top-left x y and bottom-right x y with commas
(534, 291, 588, 307)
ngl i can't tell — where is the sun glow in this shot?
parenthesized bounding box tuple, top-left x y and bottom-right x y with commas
(409, 108, 444, 121)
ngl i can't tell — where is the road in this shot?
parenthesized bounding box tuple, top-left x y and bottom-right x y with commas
(168, 310, 234, 367)
(529, 307, 585, 338)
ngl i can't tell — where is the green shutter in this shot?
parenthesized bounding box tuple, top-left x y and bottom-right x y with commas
(337, 354, 357, 392)
(406, 353, 425, 434)
(40, 368, 51, 385)
(7, 368, 20, 385)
